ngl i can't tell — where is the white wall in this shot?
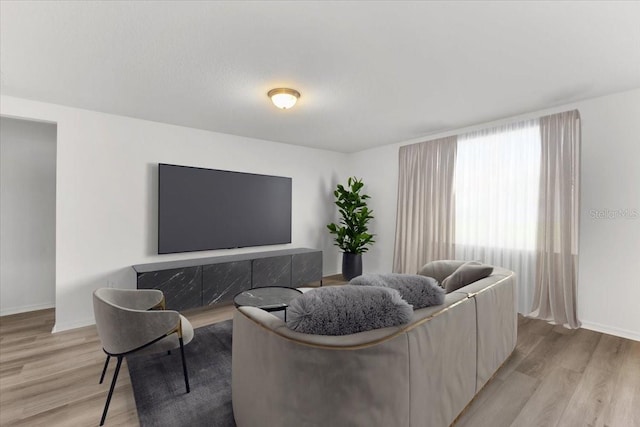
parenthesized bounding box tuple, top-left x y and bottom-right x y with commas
(350, 88, 640, 341)
(2, 89, 638, 339)
(349, 144, 400, 276)
(1, 95, 346, 331)
(0, 117, 57, 315)
(577, 90, 640, 341)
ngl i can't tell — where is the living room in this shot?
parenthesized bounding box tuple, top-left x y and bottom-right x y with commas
(1, 1, 639, 426)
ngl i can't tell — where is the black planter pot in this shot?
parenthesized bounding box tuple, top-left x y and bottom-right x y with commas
(342, 252, 363, 281)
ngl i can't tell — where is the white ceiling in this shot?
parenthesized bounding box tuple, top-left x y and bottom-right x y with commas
(1, 1, 639, 153)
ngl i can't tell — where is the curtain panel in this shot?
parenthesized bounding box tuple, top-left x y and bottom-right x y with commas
(530, 110, 581, 328)
(393, 110, 581, 326)
(393, 136, 457, 274)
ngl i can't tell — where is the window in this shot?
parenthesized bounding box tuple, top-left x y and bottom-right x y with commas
(454, 120, 540, 312)
(454, 120, 541, 251)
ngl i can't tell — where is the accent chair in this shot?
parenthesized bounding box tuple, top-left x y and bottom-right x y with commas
(92, 288, 194, 426)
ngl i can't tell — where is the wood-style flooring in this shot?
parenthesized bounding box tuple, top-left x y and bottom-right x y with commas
(1, 279, 639, 426)
(455, 316, 640, 427)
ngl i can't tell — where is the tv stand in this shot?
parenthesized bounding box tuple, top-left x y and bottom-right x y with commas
(132, 248, 322, 311)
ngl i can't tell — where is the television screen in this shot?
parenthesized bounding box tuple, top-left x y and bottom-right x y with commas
(158, 163, 292, 254)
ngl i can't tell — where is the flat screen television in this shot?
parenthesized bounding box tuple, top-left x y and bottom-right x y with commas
(158, 163, 292, 254)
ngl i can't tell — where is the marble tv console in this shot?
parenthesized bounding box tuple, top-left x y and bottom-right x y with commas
(132, 248, 322, 311)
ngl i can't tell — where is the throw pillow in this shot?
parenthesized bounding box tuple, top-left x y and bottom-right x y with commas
(286, 285, 412, 336)
(441, 261, 494, 293)
(417, 260, 466, 285)
(350, 273, 444, 309)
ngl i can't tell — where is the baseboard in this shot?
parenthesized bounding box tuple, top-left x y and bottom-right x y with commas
(581, 321, 640, 342)
(52, 317, 95, 333)
(0, 302, 55, 317)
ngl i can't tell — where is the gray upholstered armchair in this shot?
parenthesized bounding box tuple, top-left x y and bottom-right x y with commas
(93, 288, 194, 426)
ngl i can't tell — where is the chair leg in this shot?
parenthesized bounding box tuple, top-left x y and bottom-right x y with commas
(179, 338, 190, 393)
(100, 356, 123, 426)
(99, 355, 111, 384)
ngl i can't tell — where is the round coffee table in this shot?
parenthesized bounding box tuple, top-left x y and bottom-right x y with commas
(233, 286, 302, 321)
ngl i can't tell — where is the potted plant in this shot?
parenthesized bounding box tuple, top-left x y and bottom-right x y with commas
(327, 177, 375, 280)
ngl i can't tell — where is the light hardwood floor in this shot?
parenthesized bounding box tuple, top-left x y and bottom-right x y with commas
(455, 317, 640, 427)
(1, 283, 639, 427)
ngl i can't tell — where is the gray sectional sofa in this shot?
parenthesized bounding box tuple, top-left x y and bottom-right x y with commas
(232, 265, 517, 427)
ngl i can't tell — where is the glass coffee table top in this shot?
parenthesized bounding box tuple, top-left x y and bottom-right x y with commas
(233, 286, 303, 312)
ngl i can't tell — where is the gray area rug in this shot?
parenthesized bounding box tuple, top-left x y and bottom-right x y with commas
(127, 320, 236, 427)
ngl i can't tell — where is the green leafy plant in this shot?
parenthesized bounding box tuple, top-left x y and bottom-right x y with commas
(327, 177, 375, 254)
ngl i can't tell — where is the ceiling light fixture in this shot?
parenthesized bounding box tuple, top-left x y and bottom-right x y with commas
(268, 88, 300, 110)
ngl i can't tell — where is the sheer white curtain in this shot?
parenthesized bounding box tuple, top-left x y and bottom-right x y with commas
(454, 120, 541, 313)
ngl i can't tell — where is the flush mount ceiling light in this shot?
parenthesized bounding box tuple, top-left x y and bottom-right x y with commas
(268, 88, 300, 110)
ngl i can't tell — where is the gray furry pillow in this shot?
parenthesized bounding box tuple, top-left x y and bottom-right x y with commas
(350, 273, 445, 309)
(286, 285, 412, 336)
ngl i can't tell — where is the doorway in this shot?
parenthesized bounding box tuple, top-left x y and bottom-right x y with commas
(0, 117, 56, 316)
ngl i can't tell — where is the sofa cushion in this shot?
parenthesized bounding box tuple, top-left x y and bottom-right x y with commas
(350, 273, 444, 309)
(286, 285, 412, 336)
(417, 260, 467, 284)
(441, 261, 494, 293)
